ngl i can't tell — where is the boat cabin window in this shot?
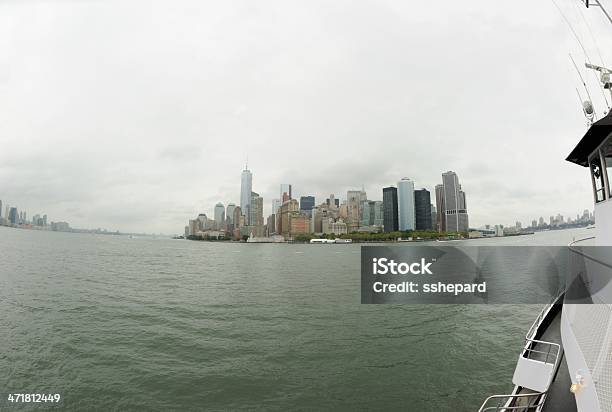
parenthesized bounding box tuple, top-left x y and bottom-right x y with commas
(603, 138, 612, 198)
(590, 154, 606, 203)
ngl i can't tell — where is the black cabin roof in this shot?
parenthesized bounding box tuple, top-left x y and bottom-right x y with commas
(566, 110, 612, 167)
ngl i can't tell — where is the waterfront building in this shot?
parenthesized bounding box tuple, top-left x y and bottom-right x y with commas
(382, 187, 398, 232)
(240, 167, 252, 224)
(397, 178, 415, 231)
(214, 203, 225, 228)
(226, 203, 236, 224)
(290, 215, 311, 236)
(321, 217, 347, 235)
(279, 199, 311, 238)
(414, 188, 433, 230)
(300, 196, 315, 212)
(279, 199, 298, 237)
(441, 171, 469, 233)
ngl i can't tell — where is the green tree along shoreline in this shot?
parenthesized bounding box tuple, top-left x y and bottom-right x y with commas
(292, 230, 467, 243)
(186, 231, 468, 243)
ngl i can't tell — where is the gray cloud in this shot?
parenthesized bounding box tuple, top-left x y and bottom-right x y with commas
(0, 0, 606, 233)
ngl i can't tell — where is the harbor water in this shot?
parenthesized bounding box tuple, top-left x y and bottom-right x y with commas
(0, 227, 592, 411)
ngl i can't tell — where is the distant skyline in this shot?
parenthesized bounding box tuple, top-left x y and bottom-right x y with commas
(1, 0, 609, 234)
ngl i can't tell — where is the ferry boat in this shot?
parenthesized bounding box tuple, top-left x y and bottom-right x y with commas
(310, 238, 335, 244)
(478, 4, 612, 411)
(246, 234, 285, 243)
(309, 238, 353, 244)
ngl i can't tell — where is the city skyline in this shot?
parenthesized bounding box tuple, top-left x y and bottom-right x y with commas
(1, 1, 607, 234)
(184, 165, 592, 240)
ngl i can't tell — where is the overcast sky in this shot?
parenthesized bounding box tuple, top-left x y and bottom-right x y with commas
(1, 0, 611, 234)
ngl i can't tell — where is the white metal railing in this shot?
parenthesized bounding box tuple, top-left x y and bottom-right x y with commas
(524, 292, 563, 342)
(478, 392, 545, 412)
(522, 338, 561, 366)
(479, 293, 563, 412)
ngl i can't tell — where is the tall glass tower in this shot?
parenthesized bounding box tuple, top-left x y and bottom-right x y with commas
(441, 171, 469, 232)
(214, 202, 226, 226)
(240, 167, 252, 224)
(382, 187, 398, 232)
(397, 177, 415, 231)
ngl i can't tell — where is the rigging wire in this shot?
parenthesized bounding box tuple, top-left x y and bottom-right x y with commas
(552, 0, 593, 62)
(553, 0, 611, 115)
(572, 0, 611, 109)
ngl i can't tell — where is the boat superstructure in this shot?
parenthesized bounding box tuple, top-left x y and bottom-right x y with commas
(479, 2, 612, 410)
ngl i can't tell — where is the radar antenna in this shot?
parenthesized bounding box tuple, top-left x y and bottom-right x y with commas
(585, 62, 612, 107)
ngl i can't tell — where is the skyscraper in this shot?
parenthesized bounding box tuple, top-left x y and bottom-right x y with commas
(347, 189, 367, 232)
(233, 206, 242, 229)
(383, 187, 398, 232)
(441, 171, 469, 233)
(226, 203, 236, 224)
(373, 201, 384, 227)
(8, 207, 17, 225)
(249, 192, 264, 228)
(271, 199, 281, 215)
(214, 203, 225, 227)
(414, 189, 433, 230)
(300, 196, 315, 212)
(240, 167, 252, 224)
(280, 184, 292, 201)
(397, 178, 415, 231)
(435, 184, 445, 232)
(361, 200, 384, 227)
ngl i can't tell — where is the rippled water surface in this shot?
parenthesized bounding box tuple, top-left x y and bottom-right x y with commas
(0, 227, 592, 411)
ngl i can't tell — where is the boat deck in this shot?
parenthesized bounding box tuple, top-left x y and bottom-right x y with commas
(510, 306, 577, 412)
(539, 310, 576, 412)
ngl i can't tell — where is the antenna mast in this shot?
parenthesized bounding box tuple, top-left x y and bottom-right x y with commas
(582, 0, 612, 25)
